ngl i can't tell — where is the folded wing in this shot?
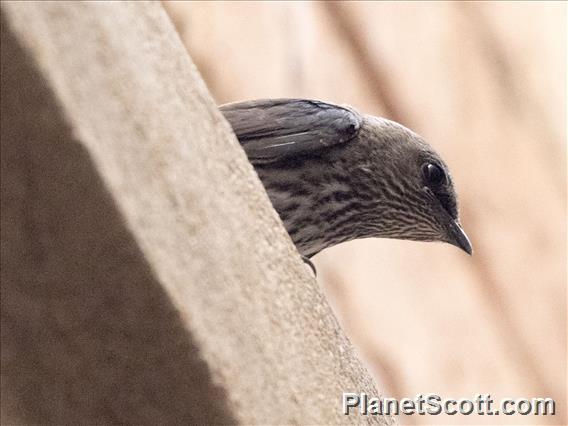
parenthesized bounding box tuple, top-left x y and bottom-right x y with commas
(220, 99, 362, 163)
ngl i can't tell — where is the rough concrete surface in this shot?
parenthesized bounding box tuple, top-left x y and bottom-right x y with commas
(0, 2, 392, 424)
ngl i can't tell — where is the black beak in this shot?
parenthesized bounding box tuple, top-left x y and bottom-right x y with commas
(420, 187, 473, 255)
(448, 219, 473, 255)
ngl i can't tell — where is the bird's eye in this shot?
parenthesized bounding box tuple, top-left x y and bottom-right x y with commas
(422, 163, 446, 186)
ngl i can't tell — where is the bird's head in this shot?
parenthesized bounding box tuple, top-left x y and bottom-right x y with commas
(353, 116, 472, 255)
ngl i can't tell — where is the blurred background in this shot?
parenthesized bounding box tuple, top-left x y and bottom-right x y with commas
(163, 2, 566, 424)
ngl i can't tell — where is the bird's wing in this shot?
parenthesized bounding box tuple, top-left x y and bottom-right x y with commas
(220, 99, 362, 163)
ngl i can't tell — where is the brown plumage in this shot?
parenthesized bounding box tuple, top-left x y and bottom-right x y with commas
(221, 98, 472, 259)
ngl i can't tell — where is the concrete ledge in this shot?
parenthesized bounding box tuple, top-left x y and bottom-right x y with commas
(0, 2, 391, 424)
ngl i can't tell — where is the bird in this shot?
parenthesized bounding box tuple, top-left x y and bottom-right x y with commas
(220, 99, 472, 273)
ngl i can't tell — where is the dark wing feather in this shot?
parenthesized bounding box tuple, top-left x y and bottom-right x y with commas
(220, 99, 362, 163)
